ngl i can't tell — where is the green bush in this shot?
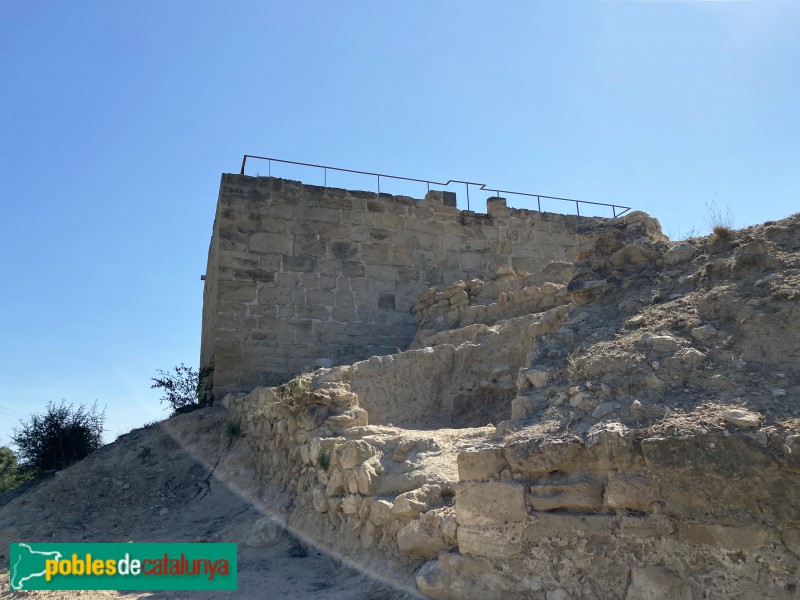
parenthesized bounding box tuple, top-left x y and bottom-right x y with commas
(12, 401, 105, 471)
(0, 446, 33, 492)
(316, 447, 331, 471)
(151, 364, 214, 415)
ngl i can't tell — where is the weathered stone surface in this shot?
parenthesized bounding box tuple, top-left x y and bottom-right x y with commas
(397, 513, 448, 557)
(457, 448, 506, 481)
(503, 437, 586, 477)
(534, 512, 613, 536)
(249, 231, 291, 255)
(781, 526, 800, 555)
(646, 335, 680, 353)
(338, 440, 378, 469)
(591, 401, 621, 419)
(416, 559, 450, 600)
(722, 408, 761, 428)
(393, 485, 441, 519)
(367, 499, 394, 526)
(639, 433, 800, 522)
(457, 523, 526, 559)
(586, 422, 639, 471)
(604, 473, 659, 512)
(663, 243, 696, 265)
(677, 347, 705, 366)
(529, 480, 603, 511)
(312, 486, 328, 513)
(525, 369, 550, 388)
(610, 244, 660, 266)
(626, 567, 694, 600)
(456, 481, 527, 527)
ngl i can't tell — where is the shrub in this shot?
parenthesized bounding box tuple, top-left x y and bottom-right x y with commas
(12, 401, 105, 471)
(276, 376, 312, 413)
(151, 364, 214, 415)
(705, 199, 734, 235)
(316, 447, 331, 471)
(224, 420, 241, 440)
(713, 225, 733, 239)
(0, 446, 33, 492)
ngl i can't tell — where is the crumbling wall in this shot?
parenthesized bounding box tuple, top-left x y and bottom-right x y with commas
(201, 175, 598, 399)
(418, 428, 800, 600)
(219, 209, 800, 599)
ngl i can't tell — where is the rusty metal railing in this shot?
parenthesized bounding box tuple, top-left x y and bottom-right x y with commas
(240, 154, 631, 218)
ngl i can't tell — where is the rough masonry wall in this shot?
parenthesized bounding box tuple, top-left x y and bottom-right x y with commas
(201, 174, 598, 399)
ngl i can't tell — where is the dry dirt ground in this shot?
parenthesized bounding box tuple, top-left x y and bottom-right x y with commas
(0, 408, 419, 599)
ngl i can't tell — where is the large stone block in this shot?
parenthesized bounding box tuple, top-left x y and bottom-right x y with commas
(397, 516, 449, 558)
(361, 243, 391, 264)
(294, 235, 326, 256)
(457, 448, 506, 481)
(529, 479, 603, 511)
(604, 473, 660, 512)
(249, 232, 291, 254)
(282, 255, 316, 273)
(330, 241, 358, 261)
(217, 281, 256, 303)
(455, 481, 527, 528)
(503, 437, 586, 477)
(310, 207, 341, 223)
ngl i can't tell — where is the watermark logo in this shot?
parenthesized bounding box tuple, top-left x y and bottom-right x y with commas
(9, 543, 237, 591)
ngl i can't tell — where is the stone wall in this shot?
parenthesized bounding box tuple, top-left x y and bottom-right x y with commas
(201, 174, 599, 399)
(221, 359, 800, 600)
(411, 271, 571, 331)
(418, 427, 800, 600)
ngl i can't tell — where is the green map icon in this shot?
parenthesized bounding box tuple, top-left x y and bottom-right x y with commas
(10, 543, 63, 590)
(8, 542, 237, 590)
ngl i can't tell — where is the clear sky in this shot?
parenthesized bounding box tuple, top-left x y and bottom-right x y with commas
(1, 0, 798, 446)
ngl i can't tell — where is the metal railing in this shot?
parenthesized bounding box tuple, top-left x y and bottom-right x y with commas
(240, 154, 631, 218)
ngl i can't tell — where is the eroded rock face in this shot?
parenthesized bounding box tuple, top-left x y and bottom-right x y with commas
(419, 425, 800, 599)
(663, 243, 696, 266)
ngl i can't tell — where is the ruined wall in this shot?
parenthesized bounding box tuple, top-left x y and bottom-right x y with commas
(202, 174, 598, 399)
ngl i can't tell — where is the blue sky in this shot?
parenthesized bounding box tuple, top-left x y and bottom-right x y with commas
(1, 0, 798, 446)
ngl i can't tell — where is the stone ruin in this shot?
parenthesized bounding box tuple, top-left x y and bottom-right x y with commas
(202, 174, 800, 598)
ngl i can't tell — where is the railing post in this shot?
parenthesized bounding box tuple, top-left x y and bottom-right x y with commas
(268, 159, 271, 177)
(324, 167, 327, 187)
(537, 196, 541, 212)
(612, 206, 617, 218)
(377, 175, 381, 196)
(466, 183, 470, 211)
(576, 200, 580, 216)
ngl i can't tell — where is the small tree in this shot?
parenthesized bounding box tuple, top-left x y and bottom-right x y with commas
(1, 446, 21, 492)
(151, 364, 214, 415)
(12, 401, 105, 471)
